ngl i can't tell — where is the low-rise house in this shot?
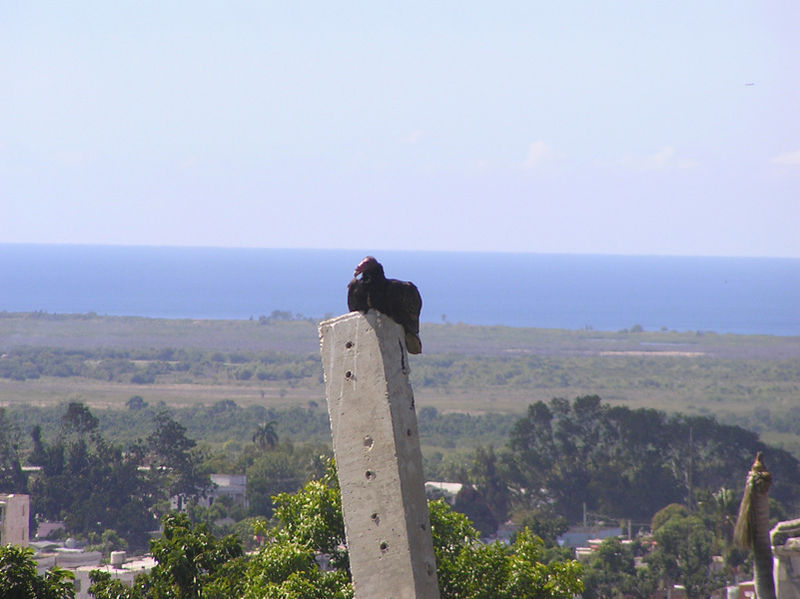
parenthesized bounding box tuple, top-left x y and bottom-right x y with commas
(558, 524, 622, 548)
(35, 520, 66, 539)
(424, 481, 463, 505)
(0, 493, 30, 546)
(33, 546, 103, 573)
(170, 473, 247, 511)
(30, 540, 153, 599)
(208, 473, 247, 507)
(73, 552, 156, 599)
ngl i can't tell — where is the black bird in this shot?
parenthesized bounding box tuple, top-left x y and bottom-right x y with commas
(347, 256, 423, 354)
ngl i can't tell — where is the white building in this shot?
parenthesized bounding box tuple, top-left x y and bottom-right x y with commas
(0, 493, 30, 546)
(170, 473, 248, 511)
(424, 482, 463, 506)
(208, 474, 247, 507)
(73, 553, 156, 599)
(558, 525, 623, 548)
(33, 547, 103, 572)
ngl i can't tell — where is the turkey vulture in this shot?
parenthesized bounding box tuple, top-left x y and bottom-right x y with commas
(347, 256, 422, 354)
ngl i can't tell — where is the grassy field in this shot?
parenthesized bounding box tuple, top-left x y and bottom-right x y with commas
(1, 311, 799, 453)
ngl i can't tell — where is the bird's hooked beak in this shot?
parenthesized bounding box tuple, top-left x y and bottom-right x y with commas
(353, 256, 376, 277)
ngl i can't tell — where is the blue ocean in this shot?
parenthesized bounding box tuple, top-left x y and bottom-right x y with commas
(1, 244, 798, 336)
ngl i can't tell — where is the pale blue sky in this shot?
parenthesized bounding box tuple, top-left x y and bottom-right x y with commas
(2, 2, 799, 256)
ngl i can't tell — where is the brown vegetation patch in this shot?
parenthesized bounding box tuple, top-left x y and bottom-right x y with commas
(599, 350, 705, 357)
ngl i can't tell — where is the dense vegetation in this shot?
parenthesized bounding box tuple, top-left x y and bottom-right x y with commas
(7, 403, 214, 551)
(0, 545, 75, 599)
(503, 395, 799, 522)
(3, 394, 797, 564)
(3, 401, 515, 458)
(2, 313, 799, 596)
(2, 311, 800, 458)
(3, 342, 800, 458)
(2, 463, 584, 599)
(4, 394, 799, 535)
(0, 345, 320, 386)
(1, 402, 337, 551)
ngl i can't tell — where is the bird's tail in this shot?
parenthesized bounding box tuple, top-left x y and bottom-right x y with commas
(405, 333, 422, 354)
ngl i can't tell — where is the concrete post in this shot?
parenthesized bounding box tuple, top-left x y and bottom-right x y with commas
(320, 310, 440, 599)
(772, 519, 800, 599)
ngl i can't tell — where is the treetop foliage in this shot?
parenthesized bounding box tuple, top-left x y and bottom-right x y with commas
(505, 395, 800, 522)
(82, 460, 582, 599)
(0, 545, 75, 599)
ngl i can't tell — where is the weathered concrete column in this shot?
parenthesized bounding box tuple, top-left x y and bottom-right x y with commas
(320, 310, 440, 599)
(772, 519, 800, 599)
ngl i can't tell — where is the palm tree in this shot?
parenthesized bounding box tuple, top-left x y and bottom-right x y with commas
(734, 452, 776, 599)
(706, 487, 739, 551)
(252, 421, 279, 451)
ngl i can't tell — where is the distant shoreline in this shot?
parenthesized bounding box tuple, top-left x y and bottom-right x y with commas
(2, 311, 798, 361)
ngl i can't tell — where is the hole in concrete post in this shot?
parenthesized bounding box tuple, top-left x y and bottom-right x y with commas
(379, 541, 388, 553)
(363, 435, 373, 449)
(345, 341, 353, 349)
(365, 470, 375, 480)
(344, 370, 352, 379)
(406, 428, 412, 436)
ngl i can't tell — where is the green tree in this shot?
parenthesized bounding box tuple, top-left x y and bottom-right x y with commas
(89, 514, 246, 599)
(696, 486, 743, 577)
(470, 445, 511, 526)
(61, 401, 99, 434)
(29, 405, 157, 550)
(147, 412, 212, 507)
(242, 460, 583, 599)
(429, 498, 583, 599)
(651, 503, 688, 531)
(95, 460, 584, 599)
(0, 407, 28, 493)
(516, 507, 569, 549)
(87, 529, 129, 557)
(647, 511, 722, 598)
(507, 396, 615, 520)
(147, 513, 245, 599)
(270, 463, 347, 565)
(88, 571, 143, 599)
(242, 464, 350, 598)
(452, 485, 498, 537)
(0, 545, 75, 599)
(246, 451, 304, 518)
(506, 397, 800, 525)
(252, 421, 279, 451)
(126, 396, 148, 411)
(581, 537, 656, 599)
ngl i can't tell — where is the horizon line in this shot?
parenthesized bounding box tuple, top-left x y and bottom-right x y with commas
(1, 241, 798, 261)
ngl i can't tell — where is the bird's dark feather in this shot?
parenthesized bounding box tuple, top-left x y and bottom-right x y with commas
(347, 257, 422, 354)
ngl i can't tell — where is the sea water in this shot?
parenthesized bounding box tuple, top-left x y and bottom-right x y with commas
(1, 244, 798, 336)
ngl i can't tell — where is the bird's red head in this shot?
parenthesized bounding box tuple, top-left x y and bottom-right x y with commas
(354, 256, 380, 277)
